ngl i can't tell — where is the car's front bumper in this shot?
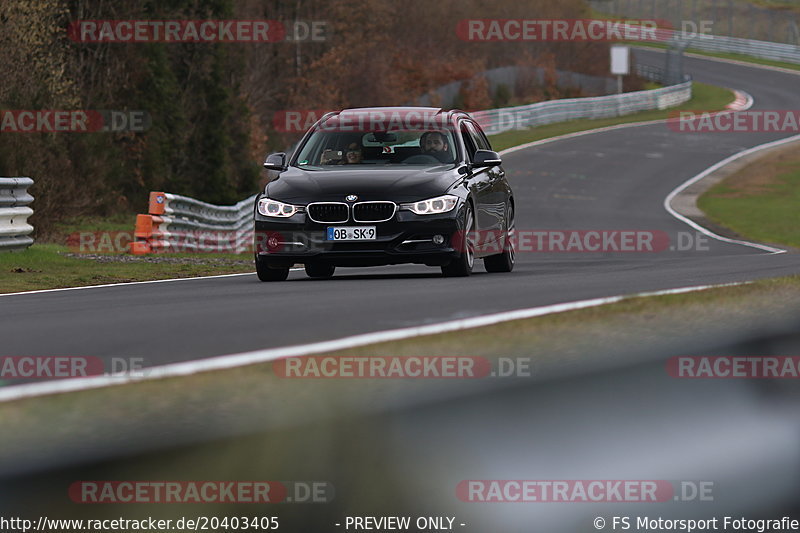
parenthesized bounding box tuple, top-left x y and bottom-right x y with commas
(254, 207, 466, 268)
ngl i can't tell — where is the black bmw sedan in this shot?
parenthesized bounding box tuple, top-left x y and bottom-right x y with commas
(254, 107, 515, 281)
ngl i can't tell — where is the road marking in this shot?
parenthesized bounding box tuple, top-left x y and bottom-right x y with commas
(0, 272, 255, 297)
(0, 282, 748, 402)
(663, 134, 800, 255)
(0, 268, 305, 298)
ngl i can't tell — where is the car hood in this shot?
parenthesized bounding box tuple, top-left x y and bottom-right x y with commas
(266, 165, 460, 203)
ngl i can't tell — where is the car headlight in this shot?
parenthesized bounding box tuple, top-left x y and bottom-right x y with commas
(257, 197, 299, 218)
(402, 194, 459, 215)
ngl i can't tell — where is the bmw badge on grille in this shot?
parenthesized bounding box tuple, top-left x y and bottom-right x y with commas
(346, 194, 358, 202)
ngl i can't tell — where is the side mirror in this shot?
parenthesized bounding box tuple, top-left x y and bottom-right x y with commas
(471, 150, 502, 168)
(263, 152, 287, 172)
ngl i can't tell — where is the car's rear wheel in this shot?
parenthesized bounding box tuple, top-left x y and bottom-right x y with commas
(484, 204, 515, 273)
(255, 256, 290, 282)
(441, 202, 475, 278)
(305, 263, 336, 279)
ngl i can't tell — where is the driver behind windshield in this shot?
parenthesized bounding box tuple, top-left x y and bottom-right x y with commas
(420, 131, 453, 163)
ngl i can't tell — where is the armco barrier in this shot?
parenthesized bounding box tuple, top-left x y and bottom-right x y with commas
(0, 177, 34, 252)
(588, 1, 800, 65)
(131, 191, 257, 254)
(678, 34, 800, 65)
(472, 79, 691, 135)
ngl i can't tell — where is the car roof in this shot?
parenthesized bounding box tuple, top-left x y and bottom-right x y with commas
(323, 107, 471, 124)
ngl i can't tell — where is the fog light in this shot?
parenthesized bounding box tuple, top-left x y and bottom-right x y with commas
(432, 234, 445, 245)
(267, 236, 279, 249)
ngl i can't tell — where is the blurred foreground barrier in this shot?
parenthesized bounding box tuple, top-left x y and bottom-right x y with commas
(131, 192, 256, 255)
(0, 177, 34, 252)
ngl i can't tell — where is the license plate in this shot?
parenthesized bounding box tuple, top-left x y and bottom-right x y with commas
(327, 226, 377, 241)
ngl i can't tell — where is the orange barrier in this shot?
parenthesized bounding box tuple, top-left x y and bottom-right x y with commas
(129, 192, 165, 255)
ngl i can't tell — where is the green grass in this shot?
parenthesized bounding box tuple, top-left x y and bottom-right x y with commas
(698, 150, 800, 248)
(488, 82, 733, 151)
(53, 213, 137, 234)
(749, 0, 800, 13)
(0, 244, 253, 294)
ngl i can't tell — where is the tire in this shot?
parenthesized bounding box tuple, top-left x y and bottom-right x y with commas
(441, 202, 475, 278)
(255, 255, 290, 282)
(484, 204, 515, 273)
(305, 263, 336, 279)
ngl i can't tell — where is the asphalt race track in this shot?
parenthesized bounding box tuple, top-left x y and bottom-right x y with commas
(1, 49, 799, 376)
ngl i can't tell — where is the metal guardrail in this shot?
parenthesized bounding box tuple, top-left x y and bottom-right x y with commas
(635, 64, 667, 83)
(131, 192, 256, 254)
(676, 33, 800, 65)
(589, 0, 800, 49)
(0, 177, 34, 252)
(471, 79, 692, 135)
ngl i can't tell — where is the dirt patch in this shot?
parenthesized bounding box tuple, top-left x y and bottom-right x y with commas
(9, 267, 41, 273)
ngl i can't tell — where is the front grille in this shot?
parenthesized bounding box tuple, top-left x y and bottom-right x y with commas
(307, 202, 349, 223)
(353, 201, 396, 223)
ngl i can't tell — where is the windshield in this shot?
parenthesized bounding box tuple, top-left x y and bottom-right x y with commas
(294, 126, 459, 168)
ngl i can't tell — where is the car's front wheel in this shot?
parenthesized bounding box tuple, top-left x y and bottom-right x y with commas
(484, 204, 515, 273)
(441, 202, 475, 278)
(305, 263, 336, 279)
(255, 256, 290, 281)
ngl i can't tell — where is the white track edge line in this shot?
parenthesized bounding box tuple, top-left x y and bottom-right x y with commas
(663, 132, 800, 255)
(0, 268, 306, 298)
(0, 282, 748, 402)
(0, 272, 254, 297)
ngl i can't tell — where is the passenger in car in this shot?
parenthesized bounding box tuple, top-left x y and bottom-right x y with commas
(344, 142, 363, 164)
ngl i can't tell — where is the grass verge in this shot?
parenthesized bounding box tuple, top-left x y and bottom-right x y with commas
(698, 141, 800, 248)
(0, 244, 253, 294)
